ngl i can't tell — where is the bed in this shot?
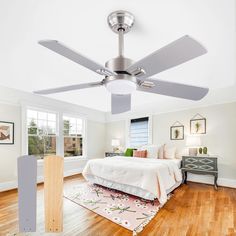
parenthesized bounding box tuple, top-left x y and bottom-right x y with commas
(82, 156, 182, 204)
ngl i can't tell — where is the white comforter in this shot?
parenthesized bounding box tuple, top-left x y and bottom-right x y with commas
(82, 156, 182, 204)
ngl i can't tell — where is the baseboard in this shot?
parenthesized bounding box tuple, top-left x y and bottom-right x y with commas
(64, 167, 84, 177)
(0, 168, 84, 192)
(0, 180, 17, 192)
(187, 173, 236, 188)
(218, 178, 236, 188)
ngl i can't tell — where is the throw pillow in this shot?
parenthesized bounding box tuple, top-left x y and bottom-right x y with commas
(133, 150, 147, 158)
(175, 148, 182, 159)
(139, 145, 158, 158)
(158, 144, 165, 159)
(124, 148, 134, 157)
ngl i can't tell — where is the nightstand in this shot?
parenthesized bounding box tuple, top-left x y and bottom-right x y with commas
(181, 156, 218, 190)
(105, 152, 124, 157)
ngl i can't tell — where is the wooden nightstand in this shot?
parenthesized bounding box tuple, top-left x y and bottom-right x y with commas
(181, 155, 218, 190)
(105, 152, 124, 157)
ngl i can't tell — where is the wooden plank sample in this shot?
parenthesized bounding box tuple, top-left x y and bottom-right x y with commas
(17, 155, 37, 232)
(44, 156, 64, 232)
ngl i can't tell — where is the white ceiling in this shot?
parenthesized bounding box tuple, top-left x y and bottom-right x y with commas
(0, 0, 235, 112)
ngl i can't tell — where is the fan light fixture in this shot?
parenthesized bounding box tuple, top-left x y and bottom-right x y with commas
(106, 79, 136, 95)
(35, 10, 209, 115)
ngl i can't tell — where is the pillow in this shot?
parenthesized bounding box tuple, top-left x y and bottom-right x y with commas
(133, 150, 147, 158)
(164, 144, 176, 159)
(124, 148, 134, 157)
(158, 144, 165, 159)
(175, 148, 182, 159)
(139, 145, 158, 158)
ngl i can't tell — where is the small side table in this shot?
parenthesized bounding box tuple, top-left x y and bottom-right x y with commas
(105, 152, 124, 157)
(181, 155, 218, 190)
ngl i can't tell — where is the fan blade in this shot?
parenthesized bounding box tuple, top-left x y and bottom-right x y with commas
(137, 78, 209, 100)
(38, 40, 116, 76)
(111, 94, 131, 114)
(34, 81, 103, 95)
(126, 35, 207, 79)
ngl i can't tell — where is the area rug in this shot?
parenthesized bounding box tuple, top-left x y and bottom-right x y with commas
(64, 183, 167, 235)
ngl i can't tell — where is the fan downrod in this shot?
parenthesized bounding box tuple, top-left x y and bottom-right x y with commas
(107, 10, 135, 34)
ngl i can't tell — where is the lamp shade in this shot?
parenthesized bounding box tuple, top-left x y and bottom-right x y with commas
(186, 135, 201, 147)
(111, 139, 120, 147)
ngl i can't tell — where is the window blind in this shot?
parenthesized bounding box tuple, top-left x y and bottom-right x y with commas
(130, 117, 149, 148)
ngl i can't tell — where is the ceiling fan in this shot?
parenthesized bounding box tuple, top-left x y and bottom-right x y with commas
(35, 10, 208, 114)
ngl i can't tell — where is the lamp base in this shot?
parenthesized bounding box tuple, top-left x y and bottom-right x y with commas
(189, 148, 198, 156)
(113, 147, 119, 153)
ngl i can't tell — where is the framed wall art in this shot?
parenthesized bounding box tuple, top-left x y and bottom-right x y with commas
(0, 121, 14, 144)
(170, 121, 184, 140)
(190, 114, 206, 134)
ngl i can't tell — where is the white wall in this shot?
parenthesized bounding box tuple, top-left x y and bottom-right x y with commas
(87, 120, 106, 159)
(105, 121, 126, 152)
(0, 103, 21, 183)
(152, 102, 236, 180)
(0, 86, 106, 191)
(105, 102, 236, 187)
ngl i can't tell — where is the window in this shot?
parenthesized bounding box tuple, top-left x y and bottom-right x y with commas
(27, 109, 57, 159)
(129, 117, 149, 148)
(26, 108, 86, 159)
(63, 116, 83, 157)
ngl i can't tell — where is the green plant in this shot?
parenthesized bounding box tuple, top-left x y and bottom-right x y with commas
(199, 147, 203, 154)
(174, 129, 180, 139)
(195, 122, 201, 133)
(203, 147, 208, 154)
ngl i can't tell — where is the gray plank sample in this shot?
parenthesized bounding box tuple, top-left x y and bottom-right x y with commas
(17, 155, 37, 232)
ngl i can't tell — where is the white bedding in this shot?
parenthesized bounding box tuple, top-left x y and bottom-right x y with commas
(82, 156, 182, 204)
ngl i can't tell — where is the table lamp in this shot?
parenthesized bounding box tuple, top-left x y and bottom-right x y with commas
(111, 139, 120, 152)
(186, 135, 201, 156)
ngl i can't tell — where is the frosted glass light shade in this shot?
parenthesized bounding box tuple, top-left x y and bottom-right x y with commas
(106, 80, 136, 95)
(186, 135, 201, 147)
(111, 139, 120, 147)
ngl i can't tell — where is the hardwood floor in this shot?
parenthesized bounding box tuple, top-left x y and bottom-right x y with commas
(0, 174, 236, 236)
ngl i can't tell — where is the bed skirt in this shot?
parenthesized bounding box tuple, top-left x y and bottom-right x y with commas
(85, 174, 181, 200)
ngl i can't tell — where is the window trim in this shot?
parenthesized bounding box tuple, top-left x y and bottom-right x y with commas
(62, 113, 86, 158)
(22, 105, 87, 160)
(27, 109, 58, 137)
(26, 107, 59, 159)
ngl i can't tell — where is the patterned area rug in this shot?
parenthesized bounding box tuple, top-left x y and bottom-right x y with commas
(64, 183, 166, 235)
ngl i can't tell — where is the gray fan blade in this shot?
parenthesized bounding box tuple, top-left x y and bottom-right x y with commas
(137, 78, 209, 100)
(34, 81, 103, 95)
(127, 35, 207, 79)
(111, 94, 131, 114)
(38, 40, 116, 76)
(18, 155, 37, 232)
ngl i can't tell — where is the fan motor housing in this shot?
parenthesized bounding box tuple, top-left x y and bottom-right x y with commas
(105, 57, 133, 72)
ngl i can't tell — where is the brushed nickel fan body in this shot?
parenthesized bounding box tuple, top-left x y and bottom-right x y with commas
(35, 10, 209, 114)
(104, 11, 138, 94)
